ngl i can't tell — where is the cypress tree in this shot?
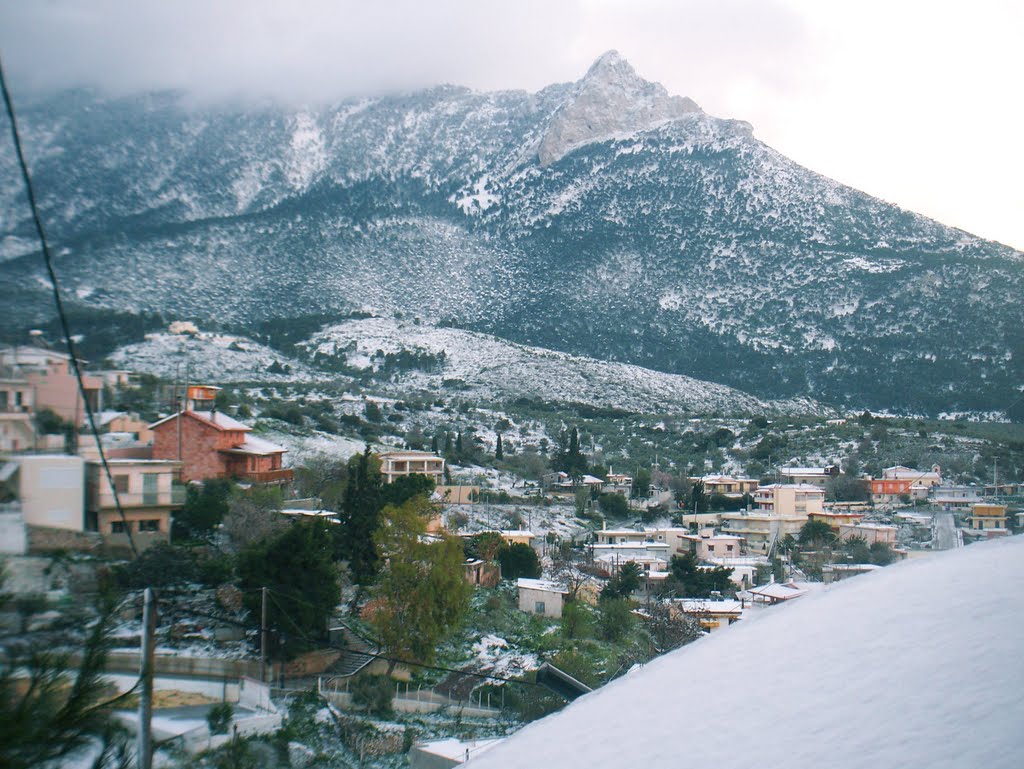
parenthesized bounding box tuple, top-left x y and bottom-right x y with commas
(495, 434, 504, 461)
(337, 447, 384, 584)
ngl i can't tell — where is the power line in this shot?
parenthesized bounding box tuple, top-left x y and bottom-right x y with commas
(0, 55, 138, 558)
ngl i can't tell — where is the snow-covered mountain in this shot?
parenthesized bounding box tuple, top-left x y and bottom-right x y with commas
(2, 51, 1021, 414)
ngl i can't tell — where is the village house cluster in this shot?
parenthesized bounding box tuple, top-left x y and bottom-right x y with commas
(1, 340, 1017, 625)
(0, 345, 291, 555)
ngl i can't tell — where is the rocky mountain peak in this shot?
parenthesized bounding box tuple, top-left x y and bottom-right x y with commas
(537, 51, 702, 167)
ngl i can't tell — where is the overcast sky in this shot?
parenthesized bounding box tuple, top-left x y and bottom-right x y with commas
(1, 0, 1021, 250)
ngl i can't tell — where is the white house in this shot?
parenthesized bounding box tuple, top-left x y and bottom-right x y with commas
(517, 578, 568, 618)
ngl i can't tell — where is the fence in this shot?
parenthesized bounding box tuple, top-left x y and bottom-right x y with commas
(318, 676, 502, 718)
(72, 650, 262, 680)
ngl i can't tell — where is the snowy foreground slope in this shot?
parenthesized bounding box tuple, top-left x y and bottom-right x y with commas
(473, 537, 1024, 769)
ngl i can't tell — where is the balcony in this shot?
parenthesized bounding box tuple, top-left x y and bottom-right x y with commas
(94, 490, 176, 510)
(236, 468, 294, 485)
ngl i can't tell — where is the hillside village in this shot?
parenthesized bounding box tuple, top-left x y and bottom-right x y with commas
(2, 338, 1022, 768)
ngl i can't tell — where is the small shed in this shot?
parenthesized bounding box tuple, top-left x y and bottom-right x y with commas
(517, 578, 568, 618)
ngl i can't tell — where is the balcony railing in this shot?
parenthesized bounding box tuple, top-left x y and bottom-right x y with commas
(94, 491, 176, 509)
(237, 468, 294, 484)
(171, 484, 187, 505)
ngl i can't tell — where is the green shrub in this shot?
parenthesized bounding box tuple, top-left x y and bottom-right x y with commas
(350, 674, 395, 717)
(207, 702, 233, 735)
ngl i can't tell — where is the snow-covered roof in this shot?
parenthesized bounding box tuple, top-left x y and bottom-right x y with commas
(220, 434, 287, 455)
(677, 599, 744, 615)
(883, 465, 941, 480)
(413, 737, 504, 762)
(516, 578, 567, 594)
(594, 553, 667, 565)
(96, 410, 126, 426)
(827, 564, 882, 572)
(697, 474, 757, 483)
(150, 409, 252, 432)
(746, 581, 807, 600)
(756, 483, 827, 492)
(471, 537, 1024, 769)
(597, 528, 651, 537)
(842, 523, 897, 532)
(378, 450, 443, 460)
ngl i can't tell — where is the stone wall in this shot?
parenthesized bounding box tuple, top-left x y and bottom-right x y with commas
(27, 524, 103, 554)
(282, 648, 341, 678)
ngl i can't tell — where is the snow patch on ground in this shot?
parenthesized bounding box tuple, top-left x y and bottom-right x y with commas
(472, 634, 540, 678)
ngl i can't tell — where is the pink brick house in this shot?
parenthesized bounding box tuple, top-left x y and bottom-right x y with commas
(150, 409, 291, 484)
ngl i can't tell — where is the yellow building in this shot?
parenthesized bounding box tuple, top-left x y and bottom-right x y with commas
(377, 450, 445, 484)
(967, 503, 1009, 533)
(689, 474, 759, 496)
(719, 510, 807, 550)
(753, 484, 825, 517)
(86, 458, 182, 551)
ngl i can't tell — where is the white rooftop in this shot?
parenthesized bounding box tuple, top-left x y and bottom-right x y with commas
(471, 537, 1024, 769)
(757, 483, 827, 492)
(516, 578, 567, 594)
(414, 737, 504, 762)
(225, 434, 287, 455)
(677, 599, 745, 614)
(150, 409, 251, 432)
(747, 581, 807, 600)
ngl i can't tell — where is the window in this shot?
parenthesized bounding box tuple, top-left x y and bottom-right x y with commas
(111, 521, 129, 533)
(142, 473, 159, 505)
(727, 544, 734, 552)
(138, 519, 160, 532)
(708, 545, 715, 552)
(113, 475, 130, 494)
(534, 601, 546, 614)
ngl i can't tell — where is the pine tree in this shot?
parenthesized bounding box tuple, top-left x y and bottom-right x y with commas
(495, 434, 504, 461)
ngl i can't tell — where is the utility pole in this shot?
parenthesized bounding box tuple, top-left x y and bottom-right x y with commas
(260, 586, 269, 682)
(138, 588, 157, 769)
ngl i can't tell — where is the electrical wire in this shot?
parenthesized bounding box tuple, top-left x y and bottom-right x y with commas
(0, 55, 139, 558)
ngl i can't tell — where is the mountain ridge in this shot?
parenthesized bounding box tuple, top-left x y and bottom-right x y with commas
(0, 53, 1021, 416)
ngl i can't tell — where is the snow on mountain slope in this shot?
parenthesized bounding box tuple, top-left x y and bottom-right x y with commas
(305, 317, 819, 414)
(109, 331, 319, 383)
(472, 536, 1024, 769)
(108, 317, 818, 415)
